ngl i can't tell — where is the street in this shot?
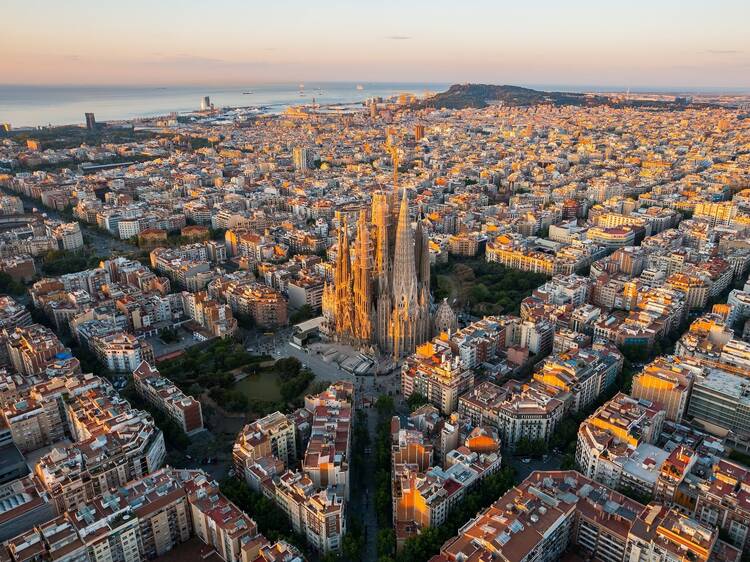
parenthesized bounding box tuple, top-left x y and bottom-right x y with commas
(348, 404, 380, 560)
(509, 452, 563, 481)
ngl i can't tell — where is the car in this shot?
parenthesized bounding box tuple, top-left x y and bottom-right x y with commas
(521, 458, 531, 464)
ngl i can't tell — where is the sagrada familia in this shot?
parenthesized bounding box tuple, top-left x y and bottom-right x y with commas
(322, 188, 432, 359)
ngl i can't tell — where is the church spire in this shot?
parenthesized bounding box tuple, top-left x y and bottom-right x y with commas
(334, 219, 354, 339)
(371, 192, 389, 280)
(391, 188, 417, 302)
(352, 211, 373, 343)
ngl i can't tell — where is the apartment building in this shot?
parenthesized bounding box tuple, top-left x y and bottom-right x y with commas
(91, 331, 154, 373)
(0, 373, 101, 453)
(2, 467, 305, 562)
(287, 275, 325, 312)
(694, 460, 750, 554)
(4, 324, 67, 376)
(586, 225, 638, 249)
(302, 383, 353, 498)
(686, 367, 750, 440)
(486, 233, 555, 275)
(576, 393, 666, 496)
(0, 296, 32, 335)
(234, 410, 297, 481)
(236, 382, 352, 554)
(181, 290, 238, 338)
(224, 282, 288, 328)
(1, 394, 66, 453)
(0, 475, 56, 543)
(533, 343, 623, 412)
(132, 361, 204, 435)
(401, 336, 475, 415)
(631, 356, 701, 422)
(35, 381, 165, 512)
(391, 424, 501, 550)
(449, 316, 505, 369)
(430, 470, 738, 562)
(268, 471, 345, 554)
(458, 380, 565, 450)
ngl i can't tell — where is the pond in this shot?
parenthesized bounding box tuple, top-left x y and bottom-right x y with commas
(234, 371, 282, 402)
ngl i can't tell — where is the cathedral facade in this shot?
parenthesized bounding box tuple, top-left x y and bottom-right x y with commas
(322, 188, 431, 359)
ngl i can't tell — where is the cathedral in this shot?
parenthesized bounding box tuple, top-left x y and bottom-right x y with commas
(322, 188, 432, 359)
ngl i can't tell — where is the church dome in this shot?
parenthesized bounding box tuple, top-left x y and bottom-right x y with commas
(433, 298, 458, 335)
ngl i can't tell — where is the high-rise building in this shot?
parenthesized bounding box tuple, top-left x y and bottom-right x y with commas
(293, 146, 313, 171)
(84, 112, 96, 130)
(414, 123, 425, 141)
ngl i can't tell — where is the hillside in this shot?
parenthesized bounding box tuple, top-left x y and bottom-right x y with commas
(417, 83, 694, 110)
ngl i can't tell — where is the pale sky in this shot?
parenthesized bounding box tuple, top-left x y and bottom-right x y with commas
(3, 0, 749, 89)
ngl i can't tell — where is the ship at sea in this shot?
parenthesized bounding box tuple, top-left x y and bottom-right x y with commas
(356, 84, 364, 90)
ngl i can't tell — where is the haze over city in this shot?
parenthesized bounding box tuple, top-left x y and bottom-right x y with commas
(2, 3, 750, 562)
(3, 0, 750, 89)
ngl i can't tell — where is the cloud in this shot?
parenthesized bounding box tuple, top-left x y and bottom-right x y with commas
(155, 54, 227, 64)
(704, 49, 743, 55)
(387, 35, 412, 40)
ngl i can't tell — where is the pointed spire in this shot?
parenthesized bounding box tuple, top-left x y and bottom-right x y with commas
(353, 211, 373, 343)
(392, 188, 416, 301)
(335, 218, 354, 339)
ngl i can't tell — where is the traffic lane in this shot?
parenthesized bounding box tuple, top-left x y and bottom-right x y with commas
(509, 452, 563, 481)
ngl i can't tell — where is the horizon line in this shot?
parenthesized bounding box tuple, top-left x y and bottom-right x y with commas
(1, 81, 750, 94)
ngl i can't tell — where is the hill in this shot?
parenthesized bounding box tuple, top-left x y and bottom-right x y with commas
(418, 84, 590, 109)
(417, 83, 695, 110)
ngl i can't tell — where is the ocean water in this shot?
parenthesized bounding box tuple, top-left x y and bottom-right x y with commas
(0, 82, 448, 128)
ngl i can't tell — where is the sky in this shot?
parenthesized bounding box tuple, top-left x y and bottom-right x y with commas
(3, 0, 750, 90)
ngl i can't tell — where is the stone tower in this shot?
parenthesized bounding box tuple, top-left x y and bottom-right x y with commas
(333, 219, 355, 340)
(352, 212, 373, 343)
(389, 189, 421, 358)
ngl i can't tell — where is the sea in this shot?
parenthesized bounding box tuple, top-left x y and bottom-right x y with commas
(0, 82, 449, 129)
(3, 81, 746, 129)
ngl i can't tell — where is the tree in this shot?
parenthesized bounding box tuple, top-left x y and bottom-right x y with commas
(560, 453, 577, 470)
(279, 370, 314, 402)
(514, 437, 547, 458)
(159, 327, 179, 343)
(275, 357, 302, 380)
(377, 529, 395, 558)
(407, 392, 429, 411)
(375, 395, 395, 418)
(42, 249, 100, 276)
(619, 342, 650, 363)
(220, 478, 308, 553)
(289, 304, 314, 325)
(0, 272, 25, 295)
(470, 283, 490, 303)
(342, 520, 365, 561)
